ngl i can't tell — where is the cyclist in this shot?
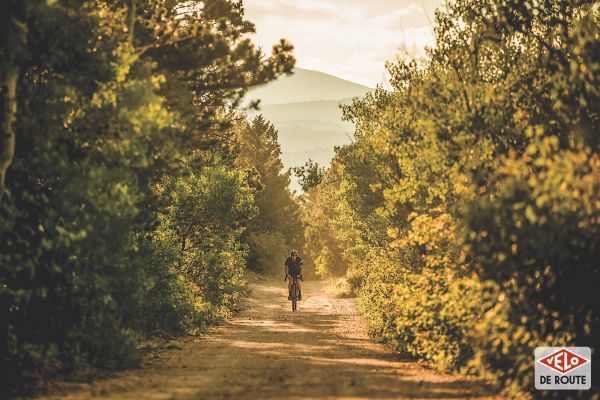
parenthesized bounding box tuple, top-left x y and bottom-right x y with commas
(284, 249, 303, 301)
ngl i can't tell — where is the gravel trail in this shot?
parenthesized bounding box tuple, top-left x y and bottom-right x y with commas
(37, 279, 502, 400)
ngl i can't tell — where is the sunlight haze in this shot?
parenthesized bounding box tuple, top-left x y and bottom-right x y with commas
(245, 0, 445, 87)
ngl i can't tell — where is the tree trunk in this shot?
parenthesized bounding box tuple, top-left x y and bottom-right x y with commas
(0, 67, 19, 200)
(128, 0, 137, 43)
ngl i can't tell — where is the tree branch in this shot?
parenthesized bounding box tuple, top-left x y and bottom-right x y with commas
(0, 67, 19, 201)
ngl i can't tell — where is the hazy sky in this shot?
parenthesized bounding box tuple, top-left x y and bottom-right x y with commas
(244, 0, 445, 87)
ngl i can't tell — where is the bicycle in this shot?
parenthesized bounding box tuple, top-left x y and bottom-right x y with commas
(285, 274, 302, 312)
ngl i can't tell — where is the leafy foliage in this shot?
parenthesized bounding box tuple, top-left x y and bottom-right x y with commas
(246, 232, 289, 275)
(0, 0, 294, 394)
(304, 0, 600, 398)
(150, 151, 256, 325)
(292, 159, 325, 192)
(235, 116, 303, 274)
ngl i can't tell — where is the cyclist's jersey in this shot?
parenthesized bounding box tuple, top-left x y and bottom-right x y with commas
(285, 256, 303, 276)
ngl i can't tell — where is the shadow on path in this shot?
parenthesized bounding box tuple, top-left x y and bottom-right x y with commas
(37, 280, 503, 400)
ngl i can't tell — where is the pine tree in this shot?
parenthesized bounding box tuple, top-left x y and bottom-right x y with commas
(236, 116, 303, 272)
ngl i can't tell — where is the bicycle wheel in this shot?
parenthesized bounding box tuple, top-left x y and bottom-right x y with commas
(291, 283, 297, 312)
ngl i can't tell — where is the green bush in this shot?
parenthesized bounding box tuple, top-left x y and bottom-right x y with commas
(247, 232, 289, 275)
(151, 152, 256, 323)
(235, 117, 304, 273)
(303, 1, 600, 398)
(461, 139, 600, 396)
(0, 1, 294, 394)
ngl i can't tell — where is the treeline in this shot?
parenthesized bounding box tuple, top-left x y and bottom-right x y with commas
(0, 0, 298, 394)
(303, 0, 599, 398)
(235, 116, 303, 274)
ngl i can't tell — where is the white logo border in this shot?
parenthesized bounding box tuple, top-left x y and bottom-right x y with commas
(536, 348, 591, 375)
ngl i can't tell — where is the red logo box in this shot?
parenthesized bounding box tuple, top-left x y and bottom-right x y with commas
(537, 348, 590, 374)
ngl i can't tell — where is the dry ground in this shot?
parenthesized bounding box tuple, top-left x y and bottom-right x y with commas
(36, 279, 503, 400)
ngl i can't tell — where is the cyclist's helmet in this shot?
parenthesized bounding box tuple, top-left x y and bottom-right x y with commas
(290, 249, 298, 256)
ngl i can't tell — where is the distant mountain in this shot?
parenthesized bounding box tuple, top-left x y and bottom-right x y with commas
(255, 99, 355, 126)
(246, 68, 371, 105)
(244, 68, 372, 192)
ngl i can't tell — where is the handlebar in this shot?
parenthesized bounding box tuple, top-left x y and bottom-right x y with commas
(285, 274, 303, 281)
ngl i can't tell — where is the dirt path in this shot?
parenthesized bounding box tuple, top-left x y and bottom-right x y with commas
(39, 279, 503, 400)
